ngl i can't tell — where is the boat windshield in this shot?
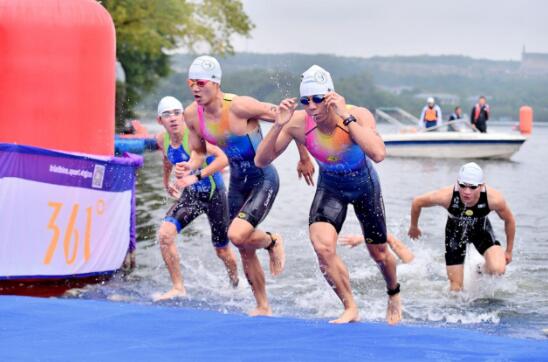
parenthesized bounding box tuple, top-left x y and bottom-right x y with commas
(375, 107, 477, 133)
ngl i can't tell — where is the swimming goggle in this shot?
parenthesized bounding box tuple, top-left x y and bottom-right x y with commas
(458, 183, 479, 190)
(299, 94, 325, 105)
(160, 109, 183, 118)
(187, 79, 210, 88)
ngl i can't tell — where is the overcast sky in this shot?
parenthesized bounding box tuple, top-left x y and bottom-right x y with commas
(232, 0, 548, 60)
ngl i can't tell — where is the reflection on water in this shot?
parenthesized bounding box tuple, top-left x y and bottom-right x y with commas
(70, 125, 548, 339)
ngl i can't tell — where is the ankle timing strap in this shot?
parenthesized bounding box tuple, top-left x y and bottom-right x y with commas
(387, 283, 400, 296)
(265, 232, 276, 251)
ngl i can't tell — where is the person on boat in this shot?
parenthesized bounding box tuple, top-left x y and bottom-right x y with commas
(470, 96, 490, 133)
(255, 65, 402, 325)
(447, 106, 463, 132)
(153, 96, 239, 301)
(407, 162, 515, 291)
(181, 56, 316, 316)
(419, 97, 442, 130)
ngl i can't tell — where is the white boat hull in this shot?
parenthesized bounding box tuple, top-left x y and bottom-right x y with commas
(382, 132, 527, 159)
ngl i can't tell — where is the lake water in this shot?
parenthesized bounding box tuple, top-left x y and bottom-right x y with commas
(71, 123, 548, 340)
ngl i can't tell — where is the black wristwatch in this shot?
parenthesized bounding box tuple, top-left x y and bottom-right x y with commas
(343, 114, 357, 126)
(195, 170, 202, 181)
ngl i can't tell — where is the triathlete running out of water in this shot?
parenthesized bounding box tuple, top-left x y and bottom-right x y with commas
(153, 96, 238, 301)
(408, 162, 515, 291)
(181, 56, 316, 316)
(255, 65, 402, 324)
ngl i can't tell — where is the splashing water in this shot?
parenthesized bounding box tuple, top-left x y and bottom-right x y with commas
(68, 124, 548, 339)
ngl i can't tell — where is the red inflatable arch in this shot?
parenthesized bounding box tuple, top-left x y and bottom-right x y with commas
(0, 0, 115, 156)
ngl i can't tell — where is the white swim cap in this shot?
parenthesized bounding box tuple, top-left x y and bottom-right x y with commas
(300, 65, 334, 97)
(188, 55, 222, 84)
(427, 97, 435, 104)
(458, 162, 484, 186)
(157, 96, 183, 116)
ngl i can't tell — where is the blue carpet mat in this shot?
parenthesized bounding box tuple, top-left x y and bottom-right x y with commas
(0, 296, 546, 361)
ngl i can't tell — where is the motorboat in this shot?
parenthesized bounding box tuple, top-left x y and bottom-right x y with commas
(376, 108, 528, 159)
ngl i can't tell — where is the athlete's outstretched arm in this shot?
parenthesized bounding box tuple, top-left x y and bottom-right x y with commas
(408, 186, 453, 239)
(489, 188, 516, 264)
(233, 96, 315, 183)
(295, 143, 315, 186)
(155, 132, 179, 198)
(255, 98, 298, 168)
(201, 143, 228, 177)
(231, 96, 278, 122)
(175, 144, 228, 190)
(323, 92, 385, 163)
(176, 108, 207, 178)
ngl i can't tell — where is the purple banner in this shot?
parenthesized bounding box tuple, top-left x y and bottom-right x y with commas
(0, 143, 143, 192)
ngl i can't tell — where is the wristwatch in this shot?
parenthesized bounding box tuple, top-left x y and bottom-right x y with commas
(195, 170, 202, 181)
(343, 114, 357, 126)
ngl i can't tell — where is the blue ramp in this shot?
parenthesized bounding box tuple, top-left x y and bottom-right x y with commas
(0, 296, 546, 361)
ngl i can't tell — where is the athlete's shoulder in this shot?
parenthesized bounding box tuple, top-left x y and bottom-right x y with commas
(230, 94, 260, 110)
(428, 185, 454, 208)
(350, 105, 373, 116)
(184, 101, 197, 116)
(222, 92, 238, 101)
(230, 94, 275, 120)
(288, 109, 307, 129)
(184, 102, 198, 127)
(350, 106, 375, 125)
(485, 185, 506, 209)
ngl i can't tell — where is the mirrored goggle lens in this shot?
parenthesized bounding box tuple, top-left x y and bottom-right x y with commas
(161, 109, 182, 118)
(187, 79, 209, 87)
(299, 95, 325, 105)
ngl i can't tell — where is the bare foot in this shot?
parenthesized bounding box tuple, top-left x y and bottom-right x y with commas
(268, 233, 285, 276)
(329, 307, 360, 324)
(386, 294, 402, 325)
(153, 287, 186, 302)
(248, 306, 272, 317)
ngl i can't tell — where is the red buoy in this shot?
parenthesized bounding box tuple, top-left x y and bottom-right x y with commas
(519, 106, 533, 135)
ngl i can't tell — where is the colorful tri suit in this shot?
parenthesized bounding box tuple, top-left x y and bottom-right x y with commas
(197, 93, 279, 227)
(304, 111, 387, 244)
(162, 130, 229, 248)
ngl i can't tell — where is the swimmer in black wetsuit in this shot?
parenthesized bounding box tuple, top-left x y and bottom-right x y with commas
(153, 96, 238, 301)
(408, 162, 515, 291)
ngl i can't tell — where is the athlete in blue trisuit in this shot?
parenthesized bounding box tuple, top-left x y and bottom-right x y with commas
(153, 96, 239, 301)
(255, 65, 402, 324)
(180, 56, 316, 316)
(408, 162, 515, 291)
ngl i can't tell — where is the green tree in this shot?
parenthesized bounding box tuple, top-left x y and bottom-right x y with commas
(99, 0, 254, 130)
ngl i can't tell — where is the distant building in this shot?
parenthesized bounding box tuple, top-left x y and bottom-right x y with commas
(520, 46, 548, 75)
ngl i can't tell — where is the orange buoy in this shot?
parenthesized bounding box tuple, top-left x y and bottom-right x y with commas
(519, 106, 533, 135)
(0, 0, 115, 156)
